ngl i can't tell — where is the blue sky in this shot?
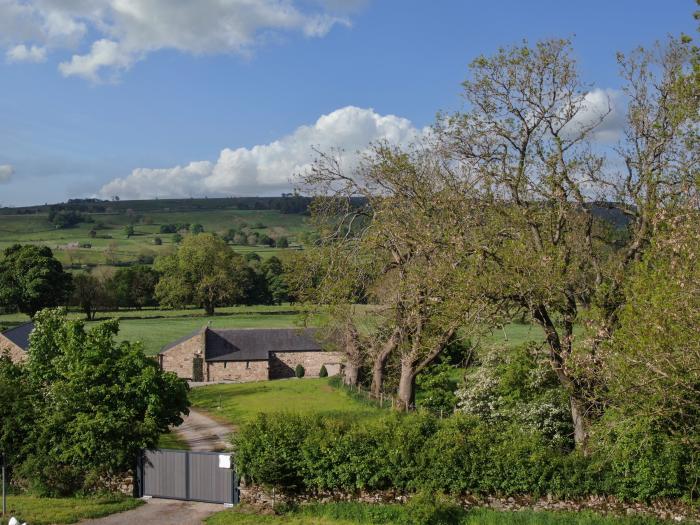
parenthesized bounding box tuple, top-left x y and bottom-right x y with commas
(0, 0, 696, 206)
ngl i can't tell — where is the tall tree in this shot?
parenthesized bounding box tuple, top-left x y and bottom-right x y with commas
(155, 233, 253, 314)
(438, 38, 698, 447)
(0, 244, 72, 317)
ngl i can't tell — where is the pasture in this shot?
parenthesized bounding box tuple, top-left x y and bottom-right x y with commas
(189, 378, 380, 427)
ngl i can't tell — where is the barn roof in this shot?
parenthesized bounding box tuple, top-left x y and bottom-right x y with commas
(1, 322, 34, 351)
(205, 328, 322, 362)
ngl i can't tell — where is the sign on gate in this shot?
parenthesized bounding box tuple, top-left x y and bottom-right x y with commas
(136, 449, 239, 505)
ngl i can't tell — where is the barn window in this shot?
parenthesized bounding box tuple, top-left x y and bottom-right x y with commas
(246, 361, 250, 369)
(224, 362, 227, 369)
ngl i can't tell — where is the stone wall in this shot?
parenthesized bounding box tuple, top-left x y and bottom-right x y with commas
(159, 330, 204, 380)
(0, 334, 27, 364)
(270, 351, 343, 379)
(239, 483, 700, 523)
(206, 360, 269, 382)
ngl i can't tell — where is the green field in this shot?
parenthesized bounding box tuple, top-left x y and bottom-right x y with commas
(0, 206, 310, 268)
(206, 503, 661, 525)
(0, 304, 311, 355)
(0, 495, 142, 525)
(189, 378, 380, 427)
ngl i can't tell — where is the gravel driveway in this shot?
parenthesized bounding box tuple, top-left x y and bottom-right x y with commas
(79, 498, 224, 525)
(173, 408, 234, 451)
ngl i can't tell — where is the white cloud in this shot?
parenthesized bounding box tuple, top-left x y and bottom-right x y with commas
(0, 164, 14, 183)
(6, 43, 47, 62)
(99, 106, 427, 199)
(0, 0, 356, 81)
(567, 88, 625, 143)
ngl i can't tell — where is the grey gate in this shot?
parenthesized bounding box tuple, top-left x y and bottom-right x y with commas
(136, 449, 239, 504)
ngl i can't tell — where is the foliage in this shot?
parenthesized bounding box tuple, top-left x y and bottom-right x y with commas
(234, 410, 698, 501)
(111, 265, 159, 308)
(295, 364, 305, 378)
(415, 363, 458, 415)
(319, 364, 328, 378)
(155, 233, 254, 314)
(48, 208, 92, 229)
(70, 272, 104, 320)
(5, 309, 189, 495)
(0, 244, 73, 316)
(456, 343, 573, 450)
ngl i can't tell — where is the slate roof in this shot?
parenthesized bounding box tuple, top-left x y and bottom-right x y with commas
(1, 322, 34, 351)
(205, 328, 322, 362)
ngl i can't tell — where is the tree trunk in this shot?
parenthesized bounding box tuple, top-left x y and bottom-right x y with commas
(570, 395, 589, 450)
(344, 362, 360, 387)
(342, 323, 362, 387)
(396, 357, 415, 411)
(204, 303, 215, 316)
(370, 329, 400, 397)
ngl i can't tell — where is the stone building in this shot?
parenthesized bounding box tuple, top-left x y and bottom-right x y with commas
(158, 327, 343, 382)
(0, 322, 33, 363)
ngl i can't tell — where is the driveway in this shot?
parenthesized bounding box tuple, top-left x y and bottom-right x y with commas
(79, 498, 224, 525)
(173, 408, 234, 451)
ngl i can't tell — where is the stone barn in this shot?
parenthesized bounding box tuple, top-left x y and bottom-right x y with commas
(0, 322, 33, 363)
(158, 327, 343, 382)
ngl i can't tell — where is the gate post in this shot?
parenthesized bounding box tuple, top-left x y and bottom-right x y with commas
(134, 451, 144, 498)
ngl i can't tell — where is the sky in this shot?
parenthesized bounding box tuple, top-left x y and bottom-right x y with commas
(0, 0, 696, 207)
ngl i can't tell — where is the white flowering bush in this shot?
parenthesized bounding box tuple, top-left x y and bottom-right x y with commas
(456, 342, 573, 449)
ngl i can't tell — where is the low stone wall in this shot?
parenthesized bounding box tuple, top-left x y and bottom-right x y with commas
(207, 360, 269, 382)
(239, 483, 700, 522)
(270, 351, 343, 379)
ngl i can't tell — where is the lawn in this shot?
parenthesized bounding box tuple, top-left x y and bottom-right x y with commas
(189, 378, 380, 427)
(0, 494, 142, 525)
(205, 503, 661, 525)
(158, 430, 190, 449)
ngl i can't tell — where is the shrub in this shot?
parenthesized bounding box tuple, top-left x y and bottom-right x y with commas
(295, 364, 305, 378)
(319, 365, 328, 378)
(153, 237, 162, 245)
(404, 491, 464, 525)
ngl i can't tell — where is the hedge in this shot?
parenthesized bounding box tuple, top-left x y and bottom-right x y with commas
(234, 412, 698, 502)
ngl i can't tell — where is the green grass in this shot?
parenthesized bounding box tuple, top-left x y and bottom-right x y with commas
(189, 378, 381, 427)
(205, 503, 661, 525)
(0, 494, 142, 525)
(158, 430, 190, 450)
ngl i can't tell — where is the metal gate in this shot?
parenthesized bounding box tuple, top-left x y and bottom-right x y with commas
(136, 449, 239, 504)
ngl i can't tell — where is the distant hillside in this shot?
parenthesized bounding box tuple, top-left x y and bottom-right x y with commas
(0, 195, 313, 216)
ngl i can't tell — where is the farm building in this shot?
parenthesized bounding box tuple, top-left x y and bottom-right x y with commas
(158, 327, 343, 382)
(0, 322, 32, 363)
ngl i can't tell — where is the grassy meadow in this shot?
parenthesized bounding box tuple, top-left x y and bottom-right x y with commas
(0, 494, 142, 525)
(189, 377, 380, 427)
(0, 206, 309, 268)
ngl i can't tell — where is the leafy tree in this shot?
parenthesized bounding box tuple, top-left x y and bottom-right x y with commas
(262, 256, 290, 305)
(111, 265, 159, 308)
(172, 232, 183, 244)
(416, 363, 459, 416)
(16, 309, 189, 494)
(0, 355, 37, 469)
(155, 233, 253, 314)
(153, 236, 163, 246)
(275, 236, 289, 248)
(259, 234, 274, 247)
(0, 244, 72, 316)
(71, 272, 104, 320)
(191, 223, 204, 234)
(437, 38, 697, 447)
(160, 224, 177, 234)
(124, 224, 134, 238)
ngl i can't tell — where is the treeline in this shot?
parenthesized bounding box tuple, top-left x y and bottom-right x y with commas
(0, 193, 319, 216)
(0, 238, 293, 319)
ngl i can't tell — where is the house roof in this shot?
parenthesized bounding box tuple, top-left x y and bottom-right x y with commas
(205, 328, 322, 362)
(1, 322, 34, 351)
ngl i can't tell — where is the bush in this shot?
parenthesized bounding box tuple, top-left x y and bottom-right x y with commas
(234, 411, 695, 501)
(153, 237, 162, 245)
(319, 365, 328, 378)
(295, 364, 305, 378)
(404, 491, 464, 525)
